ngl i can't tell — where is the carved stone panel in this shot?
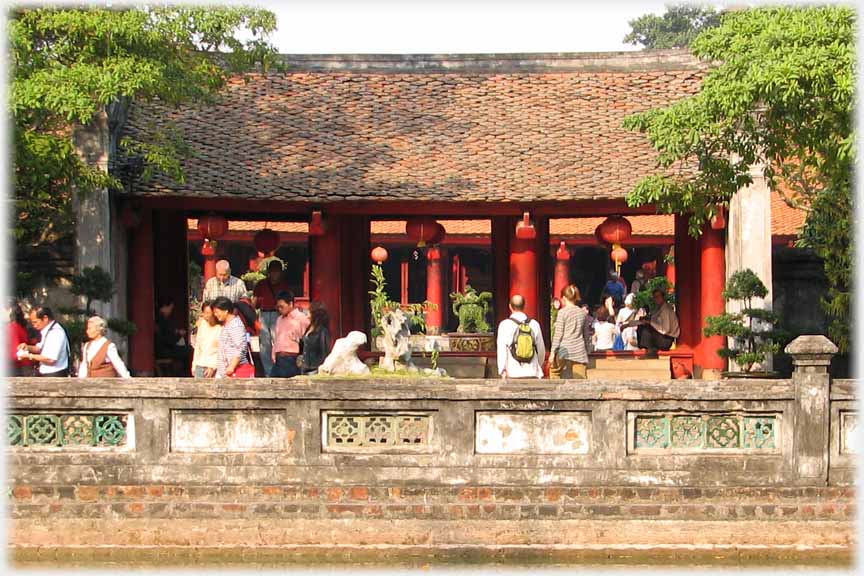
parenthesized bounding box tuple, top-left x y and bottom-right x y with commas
(475, 411, 591, 455)
(840, 411, 858, 455)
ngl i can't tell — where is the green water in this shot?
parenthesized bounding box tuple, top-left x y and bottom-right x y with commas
(11, 546, 854, 570)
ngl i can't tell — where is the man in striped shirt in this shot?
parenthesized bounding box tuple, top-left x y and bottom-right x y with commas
(202, 260, 247, 303)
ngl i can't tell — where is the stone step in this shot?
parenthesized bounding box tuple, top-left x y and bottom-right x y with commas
(590, 357, 668, 370)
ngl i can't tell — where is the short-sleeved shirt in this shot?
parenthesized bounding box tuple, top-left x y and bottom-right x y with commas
(37, 321, 70, 374)
(216, 316, 250, 378)
(273, 309, 310, 358)
(203, 275, 247, 303)
(253, 280, 294, 311)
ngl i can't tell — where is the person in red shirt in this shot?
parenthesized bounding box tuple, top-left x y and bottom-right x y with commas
(251, 260, 292, 377)
(7, 302, 34, 376)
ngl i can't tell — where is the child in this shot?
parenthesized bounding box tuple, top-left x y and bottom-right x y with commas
(592, 306, 619, 351)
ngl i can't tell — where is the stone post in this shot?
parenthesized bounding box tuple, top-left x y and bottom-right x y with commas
(727, 163, 774, 370)
(786, 334, 838, 485)
(72, 109, 114, 320)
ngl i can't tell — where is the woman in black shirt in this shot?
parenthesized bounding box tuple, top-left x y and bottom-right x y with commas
(300, 303, 332, 375)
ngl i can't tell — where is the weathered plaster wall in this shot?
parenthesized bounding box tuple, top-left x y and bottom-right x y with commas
(7, 343, 855, 556)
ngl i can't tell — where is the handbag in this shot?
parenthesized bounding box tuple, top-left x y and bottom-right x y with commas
(612, 332, 625, 351)
(232, 362, 255, 378)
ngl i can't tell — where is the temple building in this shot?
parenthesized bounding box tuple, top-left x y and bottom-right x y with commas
(72, 51, 807, 377)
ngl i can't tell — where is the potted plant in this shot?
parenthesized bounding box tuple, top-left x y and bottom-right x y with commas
(368, 264, 435, 349)
(448, 285, 494, 352)
(703, 269, 787, 377)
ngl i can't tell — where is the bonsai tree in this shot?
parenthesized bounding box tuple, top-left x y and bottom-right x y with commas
(241, 255, 285, 291)
(450, 285, 492, 333)
(633, 275, 675, 312)
(62, 266, 137, 365)
(368, 264, 434, 337)
(703, 269, 786, 373)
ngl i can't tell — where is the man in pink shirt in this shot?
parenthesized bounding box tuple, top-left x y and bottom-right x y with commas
(271, 290, 310, 378)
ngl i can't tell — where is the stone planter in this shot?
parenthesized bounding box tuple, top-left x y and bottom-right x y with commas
(447, 333, 495, 353)
(373, 334, 451, 353)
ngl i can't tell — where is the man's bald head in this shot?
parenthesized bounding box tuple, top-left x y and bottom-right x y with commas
(215, 260, 231, 283)
(509, 294, 526, 312)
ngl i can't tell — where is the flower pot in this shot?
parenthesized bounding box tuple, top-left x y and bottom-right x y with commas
(448, 333, 495, 353)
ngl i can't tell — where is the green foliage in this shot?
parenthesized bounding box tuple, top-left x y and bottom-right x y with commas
(70, 266, 114, 315)
(256, 256, 285, 274)
(11, 6, 279, 247)
(106, 318, 137, 337)
(624, 3, 720, 49)
(241, 271, 266, 289)
(703, 269, 787, 372)
(368, 264, 435, 337)
(450, 285, 493, 333)
(633, 276, 675, 312)
(623, 6, 854, 353)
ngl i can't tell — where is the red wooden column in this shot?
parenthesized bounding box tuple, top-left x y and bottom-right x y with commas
(553, 241, 571, 301)
(128, 207, 155, 376)
(310, 215, 342, 336)
(425, 246, 444, 335)
(491, 217, 511, 326)
(340, 215, 371, 337)
(673, 214, 701, 355)
(202, 244, 217, 282)
(509, 218, 539, 321)
(699, 225, 727, 379)
(400, 260, 409, 305)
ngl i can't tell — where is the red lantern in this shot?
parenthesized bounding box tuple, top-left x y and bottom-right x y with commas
(428, 222, 446, 245)
(254, 228, 280, 255)
(197, 214, 229, 240)
(201, 241, 216, 257)
(371, 246, 389, 264)
(595, 215, 632, 245)
(406, 218, 438, 247)
(611, 245, 629, 265)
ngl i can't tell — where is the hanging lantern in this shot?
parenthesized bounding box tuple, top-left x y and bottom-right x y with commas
(405, 217, 438, 247)
(309, 210, 326, 236)
(254, 228, 280, 255)
(515, 211, 536, 240)
(594, 215, 632, 245)
(428, 222, 446, 245)
(610, 243, 628, 276)
(371, 246, 389, 264)
(197, 214, 229, 240)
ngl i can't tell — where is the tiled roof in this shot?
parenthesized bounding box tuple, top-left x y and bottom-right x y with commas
(124, 52, 705, 202)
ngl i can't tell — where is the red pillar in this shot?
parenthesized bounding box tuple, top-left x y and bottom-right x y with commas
(664, 246, 675, 287)
(400, 260, 409, 306)
(310, 216, 342, 336)
(492, 217, 511, 326)
(425, 246, 443, 335)
(128, 208, 155, 376)
(699, 225, 727, 378)
(510, 234, 539, 320)
(553, 241, 571, 301)
(202, 242, 217, 283)
(673, 214, 700, 353)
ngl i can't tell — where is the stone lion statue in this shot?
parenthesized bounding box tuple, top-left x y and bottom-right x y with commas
(319, 331, 371, 376)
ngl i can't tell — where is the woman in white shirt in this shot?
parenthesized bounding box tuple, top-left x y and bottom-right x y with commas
(592, 306, 619, 351)
(191, 301, 222, 378)
(616, 294, 641, 351)
(78, 316, 131, 378)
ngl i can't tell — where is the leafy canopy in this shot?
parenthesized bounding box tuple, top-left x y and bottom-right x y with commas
(623, 3, 720, 49)
(623, 6, 854, 352)
(11, 6, 279, 246)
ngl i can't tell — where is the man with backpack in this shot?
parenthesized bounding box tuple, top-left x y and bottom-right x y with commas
(495, 294, 545, 379)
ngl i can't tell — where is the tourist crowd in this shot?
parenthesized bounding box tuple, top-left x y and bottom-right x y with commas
(8, 259, 677, 380)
